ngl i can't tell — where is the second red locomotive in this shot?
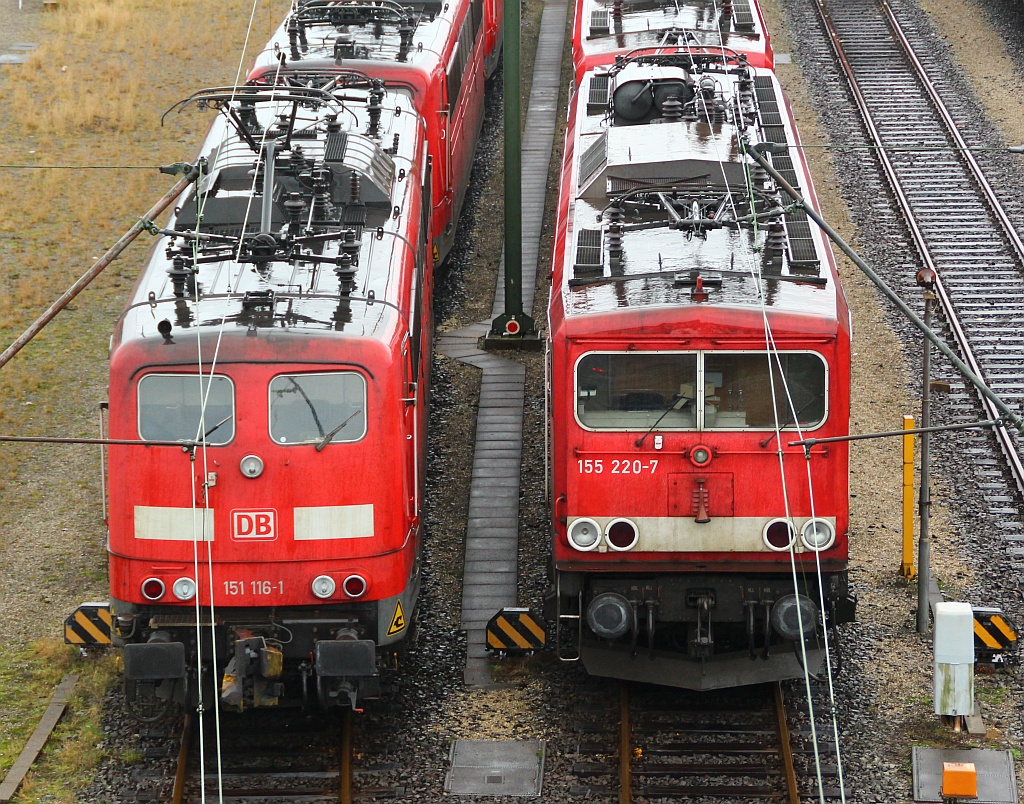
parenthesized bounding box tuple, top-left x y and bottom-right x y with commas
(547, 48, 856, 689)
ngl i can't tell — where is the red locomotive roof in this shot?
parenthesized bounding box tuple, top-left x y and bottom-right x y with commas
(573, 0, 774, 80)
(251, 0, 478, 76)
(114, 81, 427, 359)
(551, 53, 849, 342)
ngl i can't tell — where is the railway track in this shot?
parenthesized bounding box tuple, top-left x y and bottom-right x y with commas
(811, 0, 1024, 497)
(169, 707, 403, 803)
(570, 681, 843, 801)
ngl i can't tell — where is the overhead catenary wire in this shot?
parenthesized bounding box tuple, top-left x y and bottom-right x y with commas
(744, 140, 1024, 436)
(730, 88, 844, 799)
(0, 164, 177, 169)
(645, 57, 843, 800)
(186, 23, 292, 800)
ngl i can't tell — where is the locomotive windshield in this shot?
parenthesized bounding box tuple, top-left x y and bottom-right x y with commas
(575, 351, 827, 431)
(137, 374, 235, 444)
(269, 372, 367, 446)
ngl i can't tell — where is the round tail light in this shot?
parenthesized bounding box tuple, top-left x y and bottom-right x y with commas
(311, 575, 336, 599)
(141, 578, 166, 601)
(762, 519, 796, 551)
(568, 518, 601, 551)
(172, 577, 197, 601)
(342, 574, 367, 598)
(606, 519, 638, 551)
(801, 519, 836, 551)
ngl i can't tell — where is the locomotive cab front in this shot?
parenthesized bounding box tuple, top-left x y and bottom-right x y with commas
(550, 317, 854, 689)
(108, 337, 422, 712)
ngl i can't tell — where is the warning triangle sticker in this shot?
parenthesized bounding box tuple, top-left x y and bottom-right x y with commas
(387, 600, 406, 636)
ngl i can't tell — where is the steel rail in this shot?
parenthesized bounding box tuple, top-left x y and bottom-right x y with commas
(619, 685, 632, 804)
(812, 0, 1024, 496)
(170, 714, 192, 804)
(773, 683, 800, 804)
(877, 0, 1024, 264)
(341, 708, 354, 804)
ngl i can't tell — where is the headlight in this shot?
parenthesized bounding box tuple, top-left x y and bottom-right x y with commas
(801, 519, 835, 551)
(689, 444, 713, 467)
(172, 577, 197, 601)
(606, 519, 638, 551)
(311, 575, 336, 599)
(586, 592, 633, 639)
(567, 518, 601, 551)
(240, 454, 264, 478)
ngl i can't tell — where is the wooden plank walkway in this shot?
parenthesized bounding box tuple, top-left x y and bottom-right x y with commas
(438, 0, 569, 686)
(0, 674, 78, 802)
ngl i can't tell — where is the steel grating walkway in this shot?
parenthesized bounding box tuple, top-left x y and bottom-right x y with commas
(437, 0, 568, 686)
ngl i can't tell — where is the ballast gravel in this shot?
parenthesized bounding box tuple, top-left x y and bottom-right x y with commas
(1, 0, 1023, 799)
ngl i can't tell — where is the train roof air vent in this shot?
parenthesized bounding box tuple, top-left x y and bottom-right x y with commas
(731, 0, 755, 30)
(578, 131, 608, 189)
(574, 228, 604, 275)
(325, 131, 348, 162)
(590, 9, 610, 36)
(588, 74, 611, 115)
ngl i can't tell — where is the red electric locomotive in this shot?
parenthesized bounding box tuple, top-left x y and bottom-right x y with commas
(249, 0, 497, 266)
(547, 49, 856, 690)
(571, 0, 774, 85)
(107, 76, 431, 713)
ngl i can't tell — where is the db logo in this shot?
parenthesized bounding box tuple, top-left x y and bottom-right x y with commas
(232, 509, 277, 541)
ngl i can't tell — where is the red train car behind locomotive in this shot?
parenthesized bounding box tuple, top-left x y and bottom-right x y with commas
(107, 74, 432, 714)
(250, 0, 499, 266)
(571, 0, 775, 85)
(547, 47, 856, 689)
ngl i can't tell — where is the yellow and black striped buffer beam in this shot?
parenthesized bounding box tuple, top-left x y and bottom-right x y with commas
(486, 608, 546, 652)
(64, 603, 112, 645)
(972, 606, 1017, 654)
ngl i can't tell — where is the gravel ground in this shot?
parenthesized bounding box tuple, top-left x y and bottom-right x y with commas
(760, 0, 1024, 799)
(3, 0, 1024, 800)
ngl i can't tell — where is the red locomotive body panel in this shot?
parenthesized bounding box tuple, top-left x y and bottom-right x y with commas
(107, 78, 433, 712)
(107, 349, 417, 608)
(548, 50, 854, 690)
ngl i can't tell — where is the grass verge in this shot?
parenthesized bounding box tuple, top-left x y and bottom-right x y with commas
(0, 0, 287, 797)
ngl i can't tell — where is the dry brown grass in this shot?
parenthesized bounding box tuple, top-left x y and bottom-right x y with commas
(0, 0, 288, 796)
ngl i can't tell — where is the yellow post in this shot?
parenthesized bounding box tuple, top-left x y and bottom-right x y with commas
(901, 415, 917, 578)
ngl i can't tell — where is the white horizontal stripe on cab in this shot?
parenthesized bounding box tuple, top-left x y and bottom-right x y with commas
(293, 504, 374, 540)
(567, 516, 837, 553)
(134, 506, 215, 541)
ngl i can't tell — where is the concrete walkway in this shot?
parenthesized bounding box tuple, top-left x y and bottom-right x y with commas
(437, 0, 568, 686)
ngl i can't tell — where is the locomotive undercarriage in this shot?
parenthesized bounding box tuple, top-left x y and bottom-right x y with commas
(112, 601, 399, 720)
(550, 571, 856, 690)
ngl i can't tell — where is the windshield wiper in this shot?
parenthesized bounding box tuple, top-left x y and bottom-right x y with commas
(635, 394, 692, 447)
(199, 414, 233, 443)
(759, 399, 817, 448)
(315, 410, 361, 452)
